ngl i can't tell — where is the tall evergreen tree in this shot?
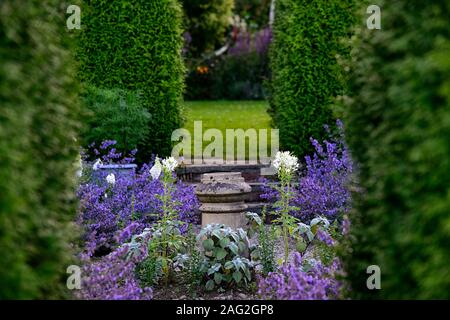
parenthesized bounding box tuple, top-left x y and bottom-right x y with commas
(0, 0, 83, 298)
(343, 0, 450, 299)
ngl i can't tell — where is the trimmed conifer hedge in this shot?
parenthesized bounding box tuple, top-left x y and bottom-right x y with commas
(268, 0, 356, 158)
(78, 0, 185, 159)
(342, 0, 450, 299)
(0, 0, 82, 298)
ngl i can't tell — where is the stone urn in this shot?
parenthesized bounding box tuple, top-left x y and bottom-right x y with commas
(196, 172, 252, 229)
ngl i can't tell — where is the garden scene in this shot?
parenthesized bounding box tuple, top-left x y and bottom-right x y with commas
(1, 0, 449, 302)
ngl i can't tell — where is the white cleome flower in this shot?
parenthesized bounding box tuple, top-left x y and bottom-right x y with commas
(106, 173, 116, 185)
(162, 156, 178, 172)
(92, 159, 103, 171)
(272, 151, 299, 174)
(149, 158, 162, 180)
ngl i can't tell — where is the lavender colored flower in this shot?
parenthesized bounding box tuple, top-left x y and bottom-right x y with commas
(260, 120, 353, 222)
(316, 229, 335, 247)
(229, 27, 272, 57)
(77, 246, 152, 300)
(77, 146, 200, 255)
(258, 253, 343, 300)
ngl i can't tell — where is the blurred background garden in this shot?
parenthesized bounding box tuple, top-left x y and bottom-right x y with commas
(0, 0, 449, 300)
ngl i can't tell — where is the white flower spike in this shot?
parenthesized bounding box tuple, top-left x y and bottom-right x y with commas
(106, 173, 116, 185)
(272, 151, 299, 175)
(162, 156, 178, 172)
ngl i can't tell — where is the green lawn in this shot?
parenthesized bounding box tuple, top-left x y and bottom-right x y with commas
(180, 100, 272, 161)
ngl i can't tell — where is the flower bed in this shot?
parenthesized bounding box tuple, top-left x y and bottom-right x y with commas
(76, 132, 352, 300)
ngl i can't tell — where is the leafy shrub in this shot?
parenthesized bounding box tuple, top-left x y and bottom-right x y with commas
(342, 0, 450, 299)
(246, 210, 276, 276)
(132, 222, 187, 286)
(173, 226, 206, 293)
(268, 0, 356, 158)
(78, 0, 185, 159)
(295, 217, 339, 267)
(0, 0, 83, 298)
(198, 224, 253, 291)
(82, 86, 150, 155)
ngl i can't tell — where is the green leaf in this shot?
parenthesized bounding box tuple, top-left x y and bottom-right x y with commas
(250, 249, 260, 260)
(205, 280, 215, 291)
(306, 230, 314, 242)
(212, 229, 223, 240)
(208, 263, 221, 275)
(243, 267, 251, 281)
(203, 239, 214, 250)
(228, 242, 238, 255)
(296, 239, 307, 253)
(215, 248, 227, 260)
(238, 241, 246, 253)
(214, 272, 222, 285)
(219, 237, 230, 248)
(232, 271, 243, 283)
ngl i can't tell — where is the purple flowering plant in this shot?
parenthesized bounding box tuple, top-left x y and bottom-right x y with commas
(77, 246, 153, 300)
(261, 120, 353, 223)
(258, 253, 344, 300)
(77, 142, 199, 256)
(77, 144, 200, 298)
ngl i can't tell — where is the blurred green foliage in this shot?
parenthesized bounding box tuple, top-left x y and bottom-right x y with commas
(342, 0, 450, 299)
(185, 49, 269, 100)
(268, 0, 356, 159)
(182, 0, 234, 57)
(234, 0, 271, 29)
(0, 0, 82, 298)
(77, 0, 185, 160)
(82, 86, 150, 155)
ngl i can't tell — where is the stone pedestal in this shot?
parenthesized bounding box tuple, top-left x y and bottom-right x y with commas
(195, 172, 252, 229)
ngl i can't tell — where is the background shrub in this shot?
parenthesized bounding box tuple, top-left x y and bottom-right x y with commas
(234, 0, 271, 29)
(0, 0, 82, 298)
(82, 86, 150, 155)
(182, 0, 235, 58)
(268, 0, 356, 159)
(77, 0, 185, 160)
(185, 28, 271, 100)
(342, 0, 450, 299)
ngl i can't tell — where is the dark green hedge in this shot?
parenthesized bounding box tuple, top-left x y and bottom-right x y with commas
(82, 86, 150, 155)
(268, 0, 356, 158)
(0, 0, 82, 298)
(342, 0, 450, 299)
(78, 0, 185, 159)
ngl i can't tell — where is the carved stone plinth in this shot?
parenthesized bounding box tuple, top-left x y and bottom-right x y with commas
(195, 172, 251, 229)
